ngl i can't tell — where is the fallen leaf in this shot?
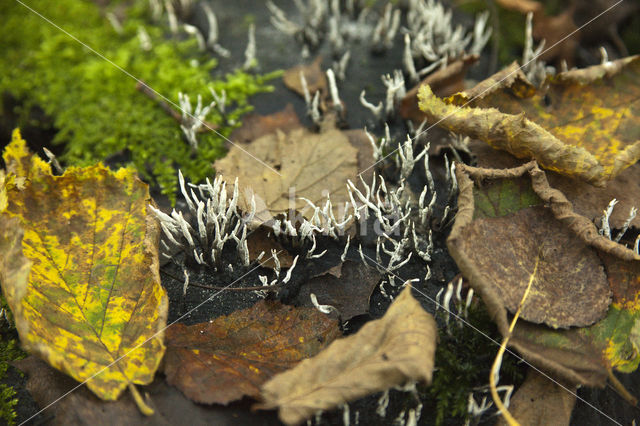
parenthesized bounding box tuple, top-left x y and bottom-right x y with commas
(418, 56, 640, 186)
(469, 138, 640, 228)
(400, 54, 478, 124)
(449, 164, 611, 328)
(0, 131, 168, 403)
(163, 299, 340, 405)
(283, 56, 327, 98)
(214, 122, 359, 225)
(450, 161, 640, 387)
(295, 260, 382, 321)
(257, 285, 437, 425)
(495, 368, 576, 426)
(230, 104, 302, 145)
(246, 226, 294, 270)
(14, 356, 282, 426)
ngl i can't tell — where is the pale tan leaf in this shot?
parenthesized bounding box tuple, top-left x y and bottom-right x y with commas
(495, 369, 576, 426)
(257, 285, 436, 425)
(214, 125, 358, 225)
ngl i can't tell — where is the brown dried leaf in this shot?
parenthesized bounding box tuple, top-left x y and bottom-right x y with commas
(283, 56, 326, 98)
(246, 226, 294, 269)
(163, 300, 340, 405)
(458, 205, 610, 328)
(450, 162, 640, 387)
(295, 261, 382, 321)
(495, 0, 542, 14)
(419, 56, 640, 186)
(449, 162, 612, 328)
(343, 128, 375, 187)
(495, 369, 576, 426)
(531, 7, 578, 66)
(230, 104, 302, 145)
(495, 0, 639, 67)
(258, 285, 437, 425)
(214, 123, 359, 225)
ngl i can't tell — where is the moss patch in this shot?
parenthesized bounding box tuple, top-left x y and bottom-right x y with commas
(0, 295, 27, 426)
(0, 0, 279, 202)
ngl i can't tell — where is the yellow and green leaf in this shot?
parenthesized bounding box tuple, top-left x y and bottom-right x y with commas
(0, 132, 168, 407)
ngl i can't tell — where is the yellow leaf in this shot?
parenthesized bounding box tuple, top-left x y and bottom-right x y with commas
(3, 128, 51, 179)
(0, 137, 168, 404)
(418, 56, 640, 186)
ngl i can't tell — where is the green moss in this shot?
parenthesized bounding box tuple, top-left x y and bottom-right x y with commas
(0, 295, 27, 426)
(0, 0, 280, 202)
(425, 303, 524, 425)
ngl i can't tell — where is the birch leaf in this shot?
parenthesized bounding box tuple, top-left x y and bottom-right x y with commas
(0, 133, 168, 403)
(418, 56, 640, 185)
(257, 285, 437, 425)
(163, 300, 340, 405)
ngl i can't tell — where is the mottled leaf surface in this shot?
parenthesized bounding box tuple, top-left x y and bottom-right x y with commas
(258, 285, 436, 425)
(450, 162, 640, 386)
(419, 56, 640, 185)
(0, 132, 168, 401)
(163, 300, 340, 405)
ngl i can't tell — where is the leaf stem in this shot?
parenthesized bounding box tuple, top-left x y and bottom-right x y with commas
(128, 383, 154, 416)
(606, 367, 638, 406)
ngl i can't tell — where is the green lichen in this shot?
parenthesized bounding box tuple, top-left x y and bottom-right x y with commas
(0, 0, 280, 202)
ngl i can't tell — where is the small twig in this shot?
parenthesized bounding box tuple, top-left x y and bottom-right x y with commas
(190, 281, 285, 292)
(136, 81, 218, 130)
(160, 268, 285, 292)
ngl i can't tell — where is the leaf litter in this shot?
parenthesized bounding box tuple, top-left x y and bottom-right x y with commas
(214, 117, 359, 225)
(162, 299, 340, 405)
(419, 55, 640, 186)
(0, 131, 168, 413)
(257, 284, 437, 425)
(3, 4, 640, 424)
(448, 161, 640, 395)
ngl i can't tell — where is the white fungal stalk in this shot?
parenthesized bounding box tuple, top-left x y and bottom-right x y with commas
(521, 12, 550, 86)
(178, 92, 216, 150)
(255, 254, 300, 298)
(405, 0, 491, 73)
(150, 171, 254, 272)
